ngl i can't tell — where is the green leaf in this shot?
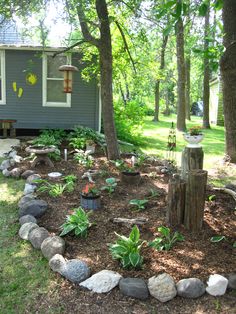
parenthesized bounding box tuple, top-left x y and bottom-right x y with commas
(122, 255, 131, 269)
(210, 235, 226, 242)
(199, 3, 209, 16)
(175, 2, 182, 19)
(129, 252, 141, 268)
(59, 224, 75, 236)
(129, 225, 140, 243)
(163, 25, 172, 37)
(158, 226, 170, 238)
(105, 177, 116, 185)
(214, 0, 223, 10)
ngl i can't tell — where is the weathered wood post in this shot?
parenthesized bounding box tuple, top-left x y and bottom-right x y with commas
(166, 174, 186, 225)
(184, 170, 208, 232)
(181, 147, 204, 179)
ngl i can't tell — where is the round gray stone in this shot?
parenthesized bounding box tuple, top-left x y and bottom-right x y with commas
(19, 199, 48, 218)
(227, 273, 236, 290)
(176, 278, 205, 298)
(28, 227, 50, 249)
(148, 273, 177, 302)
(49, 254, 66, 274)
(61, 259, 91, 284)
(41, 236, 65, 260)
(9, 167, 23, 178)
(21, 170, 35, 179)
(26, 174, 41, 185)
(18, 222, 39, 240)
(119, 277, 149, 300)
(2, 169, 10, 177)
(18, 194, 36, 208)
(23, 183, 37, 195)
(0, 159, 11, 170)
(19, 215, 37, 225)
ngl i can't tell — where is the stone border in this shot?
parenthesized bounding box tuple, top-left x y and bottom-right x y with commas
(1, 153, 236, 302)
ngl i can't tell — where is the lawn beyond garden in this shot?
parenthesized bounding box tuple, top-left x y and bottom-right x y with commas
(0, 136, 236, 313)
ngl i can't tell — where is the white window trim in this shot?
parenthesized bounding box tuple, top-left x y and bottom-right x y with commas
(42, 53, 71, 107)
(0, 50, 6, 105)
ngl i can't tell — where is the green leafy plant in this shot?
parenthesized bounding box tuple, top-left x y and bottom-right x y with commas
(73, 150, 94, 168)
(208, 194, 216, 201)
(69, 137, 86, 150)
(37, 179, 74, 197)
(32, 129, 66, 146)
(186, 126, 203, 136)
(210, 235, 226, 243)
(149, 226, 184, 251)
(147, 189, 160, 199)
(101, 177, 117, 194)
(129, 199, 148, 211)
(60, 207, 93, 237)
(64, 175, 77, 192)
(109, 225, 145, 269)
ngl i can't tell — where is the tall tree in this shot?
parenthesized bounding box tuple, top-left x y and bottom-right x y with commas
(176, 0, 186, 131)
(77, 0, 120, 160)
(220, 0, 236, 163)
(202, 3, 211, 128)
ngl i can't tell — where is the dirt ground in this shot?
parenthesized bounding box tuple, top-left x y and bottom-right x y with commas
(18, 147, 236, 314)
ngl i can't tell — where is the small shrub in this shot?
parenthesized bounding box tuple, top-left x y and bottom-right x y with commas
(32, 129, 66, 146)
(109, 225, 145, 269)
(129, 199, 148, 211)
(74, 150, 94, 168)
(60, 207, 92, 237)
(101, 178, 117, 195)
(149, 226, 184, 251)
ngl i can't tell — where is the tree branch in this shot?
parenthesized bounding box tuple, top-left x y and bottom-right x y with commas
(115, 20, 137, 74)
(77, 3, 100, 47)
(52, 40, 86, 57)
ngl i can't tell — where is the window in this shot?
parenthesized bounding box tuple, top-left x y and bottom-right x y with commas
(0, 50, 6, 105)
(43, 53, 71, 107)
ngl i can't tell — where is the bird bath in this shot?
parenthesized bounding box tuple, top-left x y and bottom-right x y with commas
(26, 145, 56, 168)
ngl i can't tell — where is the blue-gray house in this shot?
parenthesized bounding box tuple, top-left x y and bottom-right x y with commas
(0, 45, 101, 132)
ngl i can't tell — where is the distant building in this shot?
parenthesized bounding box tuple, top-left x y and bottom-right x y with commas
(209, 77, 224, 126)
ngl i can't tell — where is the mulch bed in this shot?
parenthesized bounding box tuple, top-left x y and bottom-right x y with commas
(18, 147, 236, 313)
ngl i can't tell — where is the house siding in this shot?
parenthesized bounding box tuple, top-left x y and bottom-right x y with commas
(0, 49, 99, 130)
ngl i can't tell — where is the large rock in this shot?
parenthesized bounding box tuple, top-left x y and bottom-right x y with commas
(19, 215, 37, 225)
(18, 194, 36, 208)
(227, 273, 236, 290)
(0, 159, 11, 170)
(206, 274, 228, 296)
(148, 273, 177, 302)
(26, 174, 41, 185)
(2, 169, 10, 177)
(61, 259, 91, 284)
(18, 222, 39, 240)
(119, 278, 149, 300)
(19, 199, 48, 218)
(21, 170, 35, 179)
(9, 167, 24, 178)
(176, 278, 205, 298)
(12, 155, 23, 163)
(49, 254, 66, 273)
(28, 227, 50, 249)
(41, 236, 65, 260)
(80, 270, 122, 293)
(23, 183, 37, 195)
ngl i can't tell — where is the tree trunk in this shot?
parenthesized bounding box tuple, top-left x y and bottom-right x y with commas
(176, 14, 186, 131)
(185, 56, 191, 120)
(153, 35, 168, 122)
(184, 170, 208, 232)
(220, 0, 236, 163)
(181, 147, 204, 180)
(203, 5, 211, 129)
(96, 0, 120, 160)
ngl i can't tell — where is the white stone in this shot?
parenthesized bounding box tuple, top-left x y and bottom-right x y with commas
(80, 270, 122, 293)
(49, 254, 66, 274)
(206, 274, 228, 296)
(148, 273, 177, 302)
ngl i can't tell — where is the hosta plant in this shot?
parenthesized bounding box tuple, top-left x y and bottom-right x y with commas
(129, 199, 148, 211)
(109, 225, 145, 269)
(101, 177, 117, 195)
(149, 226, 184, 251)
(60, 207, 93, 237)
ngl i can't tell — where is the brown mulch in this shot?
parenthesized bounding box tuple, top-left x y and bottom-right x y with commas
(19, 150, 236, 313)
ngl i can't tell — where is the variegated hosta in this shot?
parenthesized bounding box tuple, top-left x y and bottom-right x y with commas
(109, 225, 145, 270)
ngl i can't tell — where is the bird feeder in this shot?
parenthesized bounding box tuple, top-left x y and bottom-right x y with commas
(58, 65, 78, 93)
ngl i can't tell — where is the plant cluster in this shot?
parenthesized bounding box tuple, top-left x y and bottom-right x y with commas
(64, 175, 77, 193)
(129, 199, 148, 211)
(81, 183, 99, 197)
(114, 159, 138, 173)
(186, 126, 203, 136)
(101, 177, 117, 195)
(60, 207, 93, 237)
(74, 150, 94, 168)
(37, 176, 76, 197)
(109, 225, 145, 270)
(148, 226, 184, 251)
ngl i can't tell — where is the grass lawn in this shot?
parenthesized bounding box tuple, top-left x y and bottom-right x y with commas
(0, 171, 62, 314)
(139, 114, 226, 169)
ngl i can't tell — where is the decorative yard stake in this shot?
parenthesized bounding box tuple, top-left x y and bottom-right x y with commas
(167, 122, 176, 160)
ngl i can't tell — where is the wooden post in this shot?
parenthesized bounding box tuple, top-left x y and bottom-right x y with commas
(166, 174, 186, 226)
(181, 147, 204, 179)
(184, 170, 208, 232)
